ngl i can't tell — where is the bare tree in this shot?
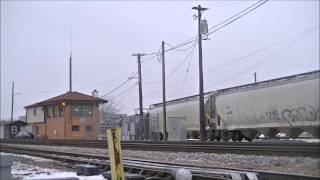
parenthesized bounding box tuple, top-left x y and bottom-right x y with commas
(99, 99, 120, 114)
(98, 99, 123, 139)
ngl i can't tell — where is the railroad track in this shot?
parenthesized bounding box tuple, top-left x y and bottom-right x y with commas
(1, 139, 319, 157)
(1, 144, 319, 180)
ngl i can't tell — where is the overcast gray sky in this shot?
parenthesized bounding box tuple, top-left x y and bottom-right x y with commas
(1, 0, 319, 119)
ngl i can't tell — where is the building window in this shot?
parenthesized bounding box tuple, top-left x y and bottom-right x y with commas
(36, 126, 39, 135)
(33, 108, 37, 116)
(85, 125, 92, 132)
(11, 126, 17, 134)
(71, 104, 92, 117)
(72, 125, 79, 131)
(59, 106, 64, 117)
(52, 106, 56, 118)
(47, 106, 53, 119)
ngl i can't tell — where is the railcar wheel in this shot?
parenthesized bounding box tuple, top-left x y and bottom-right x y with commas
(232, 132, 240, 142)
(222, 132, 230, 142)
(244, 137, 252, 142)
(222, 135, 230, 142)
(215, 136, 221, 141)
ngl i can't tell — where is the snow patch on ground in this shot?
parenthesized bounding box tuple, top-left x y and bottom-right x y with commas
(2, 152, 106, 180)
(24, 172, 105, 180)
(3, 152, 54, 162)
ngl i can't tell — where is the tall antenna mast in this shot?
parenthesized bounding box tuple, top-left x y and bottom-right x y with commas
(69, 21, 72, 92)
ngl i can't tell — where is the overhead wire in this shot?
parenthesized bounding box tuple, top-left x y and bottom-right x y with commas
(143, 25, 318, 99)
(143, 41, 197, 85)
(207, 0, 249, 9)
(76, 71, 137, 90)
(143, 0, 268, 86)
(179, 47, 195, 97)
(115, 84, 137, 105)
(109, 81, 139, 101)
(173, 25, 319, 87)
(206, 0, 268, 36)
(203, 25, 319, 74)
(165, 41, 196, 52)
(96, 0, 269, 98)
(142, 0, 268, 57)
(166, 32, 307, 99)
(101, 78, 135, 98)
(205, 28, 316, 90)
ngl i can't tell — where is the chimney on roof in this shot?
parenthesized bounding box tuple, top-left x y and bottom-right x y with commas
(92, 89, 99, 98)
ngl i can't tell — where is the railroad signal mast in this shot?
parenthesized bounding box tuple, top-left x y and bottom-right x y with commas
(192, 5, 208, 141)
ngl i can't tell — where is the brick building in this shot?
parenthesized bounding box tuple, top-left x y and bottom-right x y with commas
(25, 91, 107, 140)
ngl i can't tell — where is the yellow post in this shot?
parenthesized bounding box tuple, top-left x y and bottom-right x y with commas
(107, 128, 125, 180)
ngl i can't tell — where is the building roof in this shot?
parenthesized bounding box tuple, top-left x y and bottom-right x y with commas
(25, 91, 108, 108)
(4, 120, 27, 126)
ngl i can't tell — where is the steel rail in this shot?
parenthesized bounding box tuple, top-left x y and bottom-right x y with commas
(1, 139, 319, 157)
(1, 144, 254, 180)
(1, 144, 319, 180)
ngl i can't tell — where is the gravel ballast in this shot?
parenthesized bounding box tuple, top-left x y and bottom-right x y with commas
(2, 143, 319, 177)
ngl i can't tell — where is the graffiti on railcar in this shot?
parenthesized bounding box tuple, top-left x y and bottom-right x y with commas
(265, 110, 281, 121)
(281, 106, 320, 125)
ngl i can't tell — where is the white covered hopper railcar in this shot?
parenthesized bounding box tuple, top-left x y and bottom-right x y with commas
(148, 70, 320, 141)
(214, 70, 319, 141)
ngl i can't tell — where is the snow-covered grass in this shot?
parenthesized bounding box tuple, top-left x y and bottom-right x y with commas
(1, 152, 106, 180)
(24, 172, 105, 180)
(3, 152, 54, 162)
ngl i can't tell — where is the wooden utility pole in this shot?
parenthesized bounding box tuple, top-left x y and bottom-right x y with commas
(161, 41, 167, 141)
(192, 5, 208, 141)
(11, 81, 14, 122)
(132, 53, 146, 139)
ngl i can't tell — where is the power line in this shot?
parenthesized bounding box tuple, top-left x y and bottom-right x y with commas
(142, 44, 162, 63)
(207, 0, 268, 36)
(141, 54, 160, 63)
(143, 25, 318, 99)
(101, 78, 135, 98)
(143, 41, 197, 85)
(205, 29, 315, 90)
(142, 0, 268, 57)
(165, 41, 197, 52)
(176, 25, 319, 86)
(179, 46, 196, 97)
(207, 0, 248, 9)
(204, 25, 319, 74)
(164, 41, 197, 79)
(114, 84, 137, 105)
(109, 82, 138, 101)
(208, 0, 266, 32)
(76, 71, 137, 90)
(155, 31, 311, 102)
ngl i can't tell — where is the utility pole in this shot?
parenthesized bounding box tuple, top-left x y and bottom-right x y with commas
(11, 81, 14, 122)
(132, 53, 146, 140)
(161, 41, 167, 141)
(192, 5, 208, 141)
(254, 72, 257, 83)
(69, 22, 73, 92)
(69, 55, 72, 92)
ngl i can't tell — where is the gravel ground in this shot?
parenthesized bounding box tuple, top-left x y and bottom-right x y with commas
(3, 143, 320, 177)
